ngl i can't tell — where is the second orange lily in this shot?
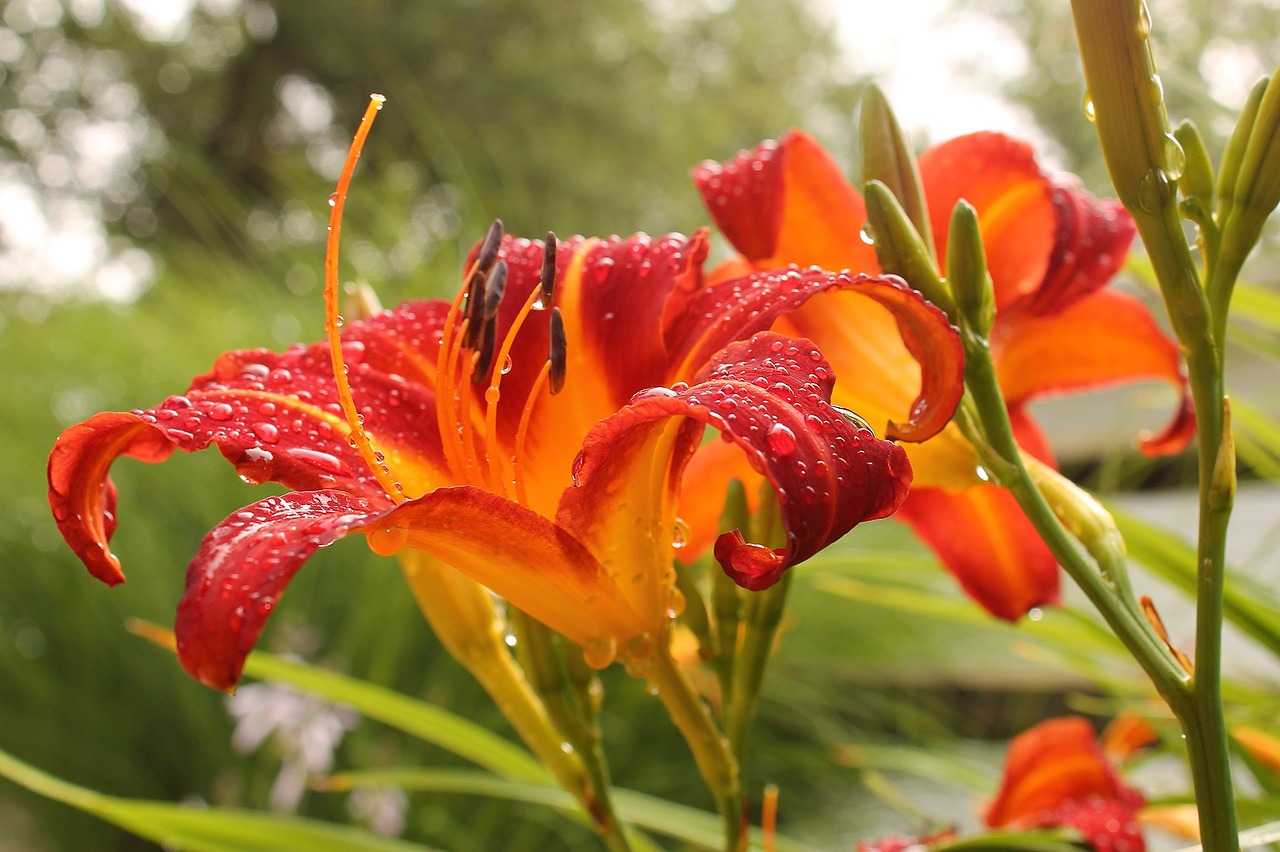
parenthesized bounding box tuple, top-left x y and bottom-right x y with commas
(693, 130, 1194, 620)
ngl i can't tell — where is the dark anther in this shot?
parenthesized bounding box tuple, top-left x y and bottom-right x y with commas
(539, 232, 557, 307)
(476, 218, 504, 275)
(483, 260, 508, 321)
(462, 266, 486, 349)
(471, 319, 498, 384)
(548, 306, 567, 395)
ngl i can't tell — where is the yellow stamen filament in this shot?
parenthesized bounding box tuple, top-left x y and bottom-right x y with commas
(514, 361, 553, 507)
(323, 94, 405, 503)
(484, 284, 546, 499)
(433, 283, 474, 484)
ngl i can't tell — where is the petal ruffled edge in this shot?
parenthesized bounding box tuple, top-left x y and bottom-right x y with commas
(176, 490, 381, 690)
(669, 267, 964, 444)
(560, 331, 912, 596)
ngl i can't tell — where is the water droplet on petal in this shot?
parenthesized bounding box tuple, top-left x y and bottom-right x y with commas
(765, 422, 797, 456)
(208, 402, 235, 421)
(367, 526, 407, 556)
(671, 517, 691, 550)
(582, 636, 617, 669)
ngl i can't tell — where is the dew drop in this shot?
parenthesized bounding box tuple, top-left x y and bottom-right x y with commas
(253, 422, 280, 444)
(666, 586, 687, 619)
(765, 422, 797, 456)
(571, 450, 586, 486)
(367, 526, 408, 556)
(858, 221, 875, 245)
(1162, 133, 1186, 181)
(1083, 93, 1096, 123)
(1137, 169, 1171, 212)
(485, 385, 501, 404)
(626, 632, 654, 660)
(208, 402, 235, 421)
(582, 636, 617, 669)
(974, 465, 991, 482)
(501, 355, 513, 375)
(327, 192, 338, 207)
(671, 517, 691, 550)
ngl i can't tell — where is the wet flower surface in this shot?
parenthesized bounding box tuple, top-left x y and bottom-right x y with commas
(693, 130, 1194, 619)
(48, 226, 961, 690)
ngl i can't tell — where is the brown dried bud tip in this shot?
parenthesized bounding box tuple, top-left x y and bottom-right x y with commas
(548, 306, 567, 395)
(539, 231, 557, 307)
(483, 260, 508, 320)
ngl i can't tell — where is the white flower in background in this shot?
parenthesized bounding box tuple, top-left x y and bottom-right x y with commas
(347, 785, 409, 837)
(226, 681, 359, 812)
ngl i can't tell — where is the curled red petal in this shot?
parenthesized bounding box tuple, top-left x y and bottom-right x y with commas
(47, 412, 176, 585)
(176, 490, 382, 690)
(671, 267, 963, 443)
(693, 138, 786, 262)
(560, 331, 912, 596)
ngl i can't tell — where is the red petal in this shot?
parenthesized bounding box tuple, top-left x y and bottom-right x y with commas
(693, 130, 878, 273)
(1029, 796, 1146, 852)
(895, 483, 1060, 621)
(176, 490, 382, 690)
(47, 412, 176, 585)
(373, 486, 648, 648)
(1026, 185, 1136, 315)
(985, 716, 1145, 830)
(671, 268, 964, 444)
(919, 133, 1055, 310)
(560, 331, 912, 597)
(995, 288, 1194, 455)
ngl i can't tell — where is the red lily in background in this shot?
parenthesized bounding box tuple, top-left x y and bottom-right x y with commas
(693, 130, 1194, 620)
(48, 221, 964, 690)
(985, 716, 1147, 852)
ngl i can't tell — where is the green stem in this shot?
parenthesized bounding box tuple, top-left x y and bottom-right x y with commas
(646, 643, 744, 852)
(510, 611, 631, 852)
(724, 572, 792, 759)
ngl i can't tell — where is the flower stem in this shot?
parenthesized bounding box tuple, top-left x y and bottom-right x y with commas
(1071, 1, 1239, 845)
(646, 642, 744, 852)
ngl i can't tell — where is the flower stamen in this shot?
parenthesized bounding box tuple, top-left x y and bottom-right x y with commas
(323, 93, 405, 503)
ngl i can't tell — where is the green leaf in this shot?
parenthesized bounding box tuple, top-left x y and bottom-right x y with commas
(0, 747, 430, 852)
(318, 768, 823, 852)
(130, 623, 549, 784)
(1109, 507, 1280, 659)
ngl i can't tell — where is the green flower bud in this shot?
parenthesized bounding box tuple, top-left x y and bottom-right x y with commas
(946, 200, 995, 339)
(859, 84, 933, 256)
(863, 180, 955, 319)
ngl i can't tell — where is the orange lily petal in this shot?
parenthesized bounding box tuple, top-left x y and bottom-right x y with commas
(1026, 185, 1135, 316)
(675, 437, 764, 562)
(895, 482, 1060, 621)
(693, 130, 878, 273)
(918, 132, 1055, 310)
(373, 487, 648, 651)
(994, 288, 1195, 455)
(986, 717, 1145, 850)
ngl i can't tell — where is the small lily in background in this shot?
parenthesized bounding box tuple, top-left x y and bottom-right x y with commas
(984, 715, 1147, 852)
(693, 128, 1194, 620)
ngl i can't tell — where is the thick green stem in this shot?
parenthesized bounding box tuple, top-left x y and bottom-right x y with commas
(724, 572, 791, 759)
(646, 644, 744, 852)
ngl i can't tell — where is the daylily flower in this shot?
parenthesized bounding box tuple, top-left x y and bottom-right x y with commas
(985, 716, 1146, 852)
(693, 130, 1194, 620)
(47, 219, 965, 690)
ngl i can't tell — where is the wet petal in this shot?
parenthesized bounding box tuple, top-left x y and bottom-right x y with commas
(1026, 185, 1136, 315)
(693, 130, 878, 273)
(47, 412, 177, 585)
(560, 331, 912, 602)
(374, 486, 648, 649)
(919, 132, 1055, 310)
(671, 267, 964, 445)
(895, 483, 1060, 621)
(995, 288, 1194, 455)
(176, 490, 382, 690)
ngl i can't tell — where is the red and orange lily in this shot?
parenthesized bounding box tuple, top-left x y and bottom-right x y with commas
(47, 206, 970, 689)
(693, 130, 1194, 620)
(985, 716, 1147, 852)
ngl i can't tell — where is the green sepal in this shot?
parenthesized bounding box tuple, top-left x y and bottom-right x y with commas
(1174, 121, 1215, 223)
(859, 83, 934, 256)
(863, 180, 955, 319)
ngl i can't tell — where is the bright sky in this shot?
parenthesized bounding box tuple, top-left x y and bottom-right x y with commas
(818, 0, 1041, 144)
